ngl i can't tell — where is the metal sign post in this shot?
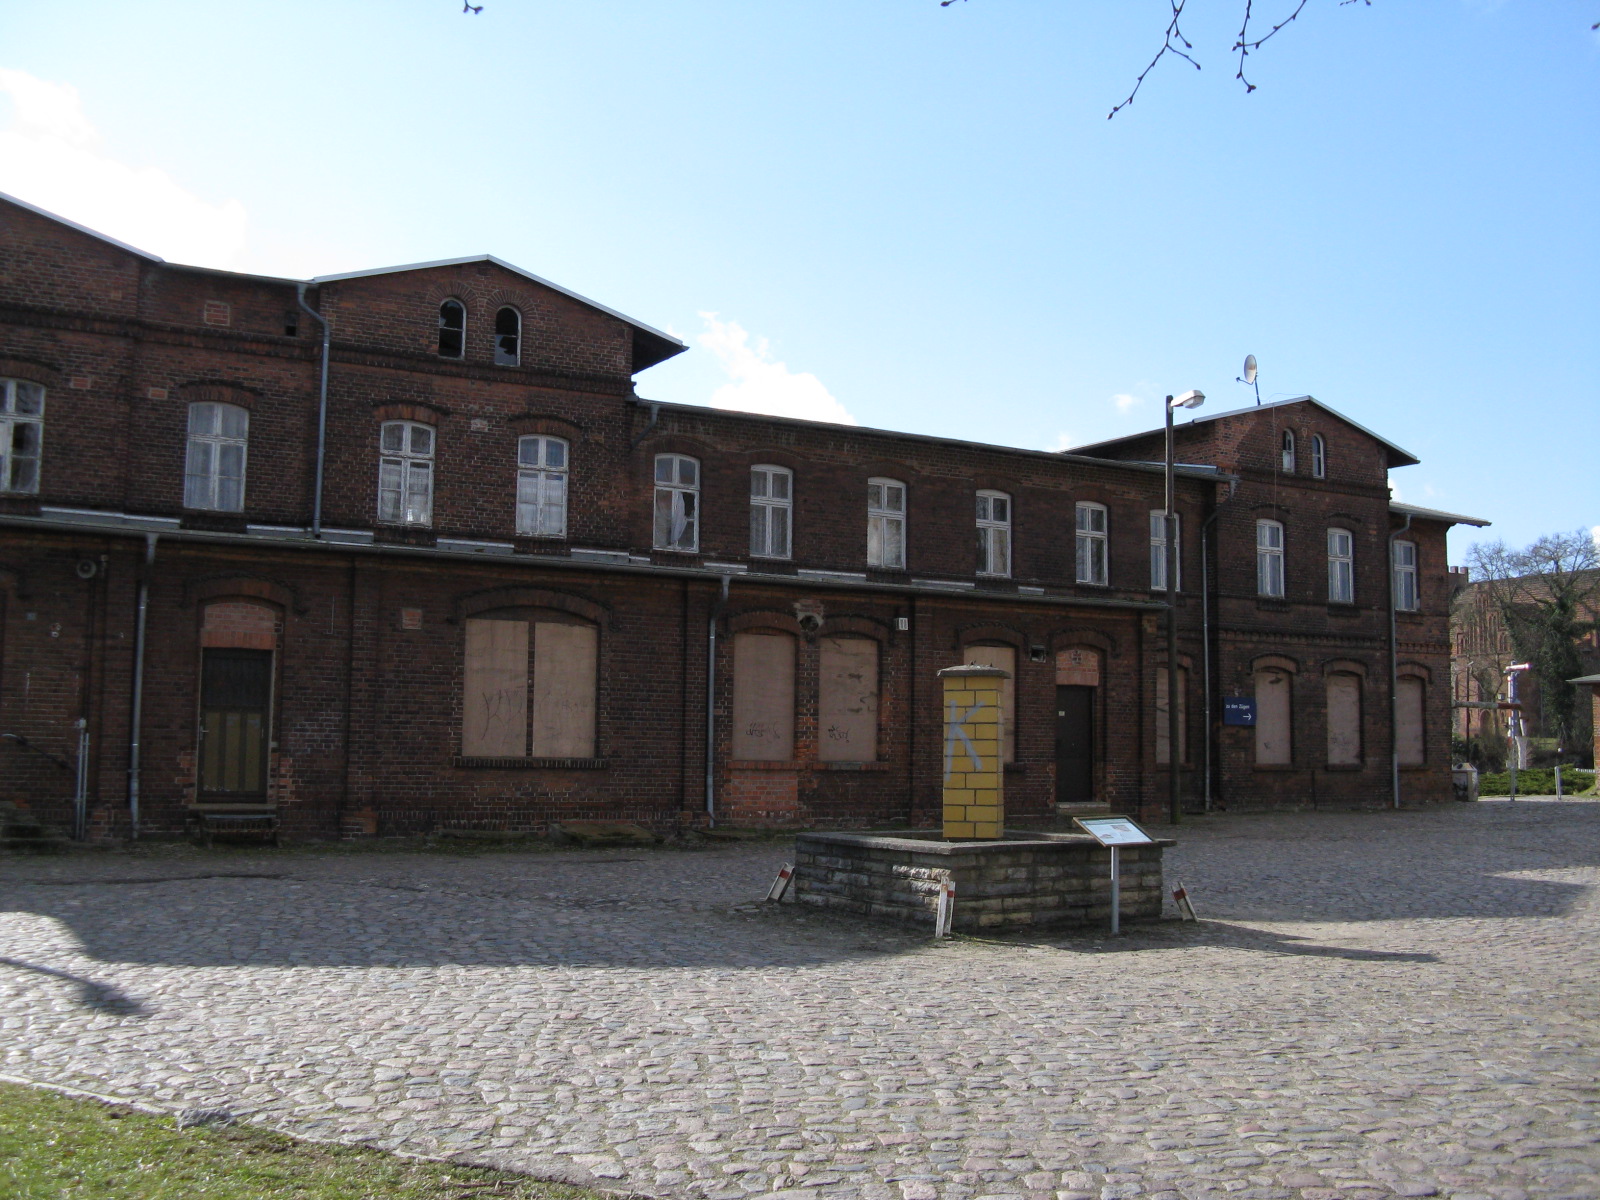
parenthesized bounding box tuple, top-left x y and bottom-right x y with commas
(1073, 816, 1157, 936)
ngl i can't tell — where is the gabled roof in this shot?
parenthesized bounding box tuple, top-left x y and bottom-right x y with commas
(1, 189, 163, 262)
(1069, 395, 1422, 469)
(1390, 502, 1490, 528)
(0, 193, 687, 373)
(312, 255, 687, 371)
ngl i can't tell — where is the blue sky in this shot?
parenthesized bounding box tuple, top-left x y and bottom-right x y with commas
(1, 1, 1595, 556)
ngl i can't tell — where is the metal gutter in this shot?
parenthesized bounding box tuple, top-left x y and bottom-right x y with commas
(1388, 502, 1491, 528)
(0, 512, 1167, 614)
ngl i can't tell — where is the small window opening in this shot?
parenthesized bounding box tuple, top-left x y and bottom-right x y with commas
(283, 311, 300, 337)
(494, 307, 521, 366)
(438, 300, 466, 358)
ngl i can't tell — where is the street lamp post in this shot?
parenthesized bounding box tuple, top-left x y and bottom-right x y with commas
(1165, 390, 1204, 825)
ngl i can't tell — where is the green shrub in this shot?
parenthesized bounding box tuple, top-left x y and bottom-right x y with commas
(1477, 767, 1594, 796)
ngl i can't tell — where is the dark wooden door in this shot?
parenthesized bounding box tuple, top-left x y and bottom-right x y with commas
(199, 648, 271, 801)
(1055, 685, 1095, 804)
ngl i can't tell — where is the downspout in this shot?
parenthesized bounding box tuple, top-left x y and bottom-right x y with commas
(1199, 507, 1222, 812)
(1388, 512, 1412, 810)
(630, 401, 661, 450)
(127, 532, 157, 839)
(705, 575, 731, 826)
(296, 284, 331, 539)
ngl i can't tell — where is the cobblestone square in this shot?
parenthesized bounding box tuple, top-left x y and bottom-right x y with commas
(3, 801, 1597, 1200)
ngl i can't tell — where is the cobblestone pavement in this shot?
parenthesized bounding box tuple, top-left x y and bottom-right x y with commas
(3, 800, 1598, 1200)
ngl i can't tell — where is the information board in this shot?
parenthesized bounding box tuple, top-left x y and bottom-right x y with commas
(1073, 816, 1155, 846)
(1222, 697, 1256, 726)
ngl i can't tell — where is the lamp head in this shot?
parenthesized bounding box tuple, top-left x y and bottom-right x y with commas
(1168, 390, 1205, 410)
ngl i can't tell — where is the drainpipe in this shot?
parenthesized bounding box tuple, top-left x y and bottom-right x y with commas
(1198, 481, 1237, 813)
(127, 533, 158, 839)
(705, 575, 731, 826)
(630, 401, 662, 450)
(1388, 512, 1412, 810)
(296, 284, 331, 539)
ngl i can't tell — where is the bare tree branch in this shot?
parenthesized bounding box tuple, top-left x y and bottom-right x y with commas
(1108, 0, 1203, 119)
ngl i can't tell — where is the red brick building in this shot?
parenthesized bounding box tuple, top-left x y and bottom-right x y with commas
(0, 193, 1483, 840)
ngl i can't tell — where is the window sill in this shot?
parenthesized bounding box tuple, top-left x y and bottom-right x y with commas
(1322, 763, 1364, 772)
(453, 756, 608, 769)
(1255, 598, 1290, 611)
(1252, 763, 1297, 771)
(1326, 603, 1360, 616)
(730, 759, 805, 770)
(817, 761, 891, 772)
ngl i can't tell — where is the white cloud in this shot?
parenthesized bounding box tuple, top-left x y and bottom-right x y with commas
(1591, 525, 1599, 548)
(1113, 393, 1142, 412)
(697, 313, 855, 425)
(0, 68, 247, 269)
(1047, 431, 1077, 452)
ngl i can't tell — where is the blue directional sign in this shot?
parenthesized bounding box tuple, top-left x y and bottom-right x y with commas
(1223, 697, 1256, 726)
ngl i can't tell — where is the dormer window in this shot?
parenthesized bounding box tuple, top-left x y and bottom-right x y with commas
(494, 307, 521, 366)
(1281, 430, 1296, 473)
(438, 299, 466, 359)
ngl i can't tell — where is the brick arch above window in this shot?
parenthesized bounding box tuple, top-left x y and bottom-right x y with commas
(177, 382, 259, 410)
(1252, 653, 1299, 674)
(1321, 658, 1368, 678)
(728, 609, 805, 637)
(201, 599, 280, 650)
(185, 575, 301, 614)
(737, 448, 806, 473)
(1397, 662, 1432, 682)
(1047, 628, 1116, 656)
(510, 413, 586, 441)
(0, 357, 61, 388)
(821, 614, 891, 643)
(483, 287, 543, 315)
(955, 623, 1026, 651)
(371, 401, 448, 424)
(1154, 653, 1196, 672)
(1250, 502, 1292, 517)
(638, 434, 715, 458)
(421, 279, 484, 308)
(454, 585, 608, 628)
(856, 459, 920, 483)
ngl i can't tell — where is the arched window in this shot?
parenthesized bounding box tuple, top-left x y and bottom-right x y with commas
(378, 421, 434, 525)
(494, 306, 521, 366)
(1396, 675, 1425, 766)
(1310, 434, 1326, 478)
(0, 377, 44, 494)
(1326, 672, 1362, 766)
(750, 464, 792, 558)
(732, 630, 795, 760)
(1281, 429, 1296, 472)
(516, 436, 567, 537)
(1256, 519, 1285, 597)
(462, 611, 598, 759)
(976, 490, 1011, 577)
(1327, 527, 1354, 604)
(867, 478, 906, 568)
(1075, 502, 1108, 585)
(437, 299, 466, 358)
(185, 401, 248, 512)
(654, 453, 699, 551)
(1254, 665, 1293, 765)
(819, 635, 879, 762)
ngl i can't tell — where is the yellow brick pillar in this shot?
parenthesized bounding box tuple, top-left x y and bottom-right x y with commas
(938, 663, 1008, 840)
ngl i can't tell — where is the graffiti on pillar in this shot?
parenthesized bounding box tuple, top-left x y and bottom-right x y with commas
(944, 696, 987, 782)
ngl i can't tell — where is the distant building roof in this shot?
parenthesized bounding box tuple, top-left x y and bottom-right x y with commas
(1068, 395, 1421, 469)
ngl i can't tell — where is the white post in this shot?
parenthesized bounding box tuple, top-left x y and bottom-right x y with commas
(1109, 845, 1121, 935)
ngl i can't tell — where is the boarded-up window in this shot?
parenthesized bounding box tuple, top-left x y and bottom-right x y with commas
(463, 619, 529, 757)
(733, 632, 795, 760)
(1326, 673, 1362, 766)
(1155, 666, 1189, 765)
(533, 622, 597, 757)
(1255, 667, 1292, 765)
(1396, 675, 1425, 767)
(964, 644, 1016, 762)
(819, 636, 878, 762)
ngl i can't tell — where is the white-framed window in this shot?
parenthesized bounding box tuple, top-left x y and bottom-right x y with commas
(184, 401, 248, 512)
(1281, 430, 1296, 473)
(494, 307, 521, 366)
(0, 377, 45, 494)
(1075, 502, 1107, 585)
(378, 420, 434, 526)
(1327, 527, 1354, 604)
(438, 299, 466, 358)
(976, 490, 1011, 577)
(1393, 539, 1419, 611)
(516, 435, 567, 537)
(1150, 510, 1180, 591)
(1256, 519, 1285, 597)
(654, 453, 699, 551)
(750, 464, 792, 559)
(867, 478, 906, 569)
(1310, 434, 1326, 478)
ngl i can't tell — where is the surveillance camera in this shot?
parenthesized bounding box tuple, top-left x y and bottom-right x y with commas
(797, 613, 823, 634)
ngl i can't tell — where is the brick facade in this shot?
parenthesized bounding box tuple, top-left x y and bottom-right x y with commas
(0, 195, 1476, 839)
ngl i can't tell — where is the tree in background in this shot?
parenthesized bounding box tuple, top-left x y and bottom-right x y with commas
(1466, 531, 1600, 756)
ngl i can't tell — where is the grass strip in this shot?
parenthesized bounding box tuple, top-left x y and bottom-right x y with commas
(0, 1081, 612, 1200)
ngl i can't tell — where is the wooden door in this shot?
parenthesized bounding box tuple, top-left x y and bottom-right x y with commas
(1055, 685, 1096, 804)
(199, 648, 272, 801)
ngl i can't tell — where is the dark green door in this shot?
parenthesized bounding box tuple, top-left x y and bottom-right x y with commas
(199, 648, 271, 801)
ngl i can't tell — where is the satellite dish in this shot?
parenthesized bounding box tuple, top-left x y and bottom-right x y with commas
(1243, 355, 1258, 385)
